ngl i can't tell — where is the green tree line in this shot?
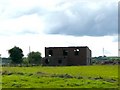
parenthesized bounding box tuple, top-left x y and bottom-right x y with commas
(8, 46, 42, 65)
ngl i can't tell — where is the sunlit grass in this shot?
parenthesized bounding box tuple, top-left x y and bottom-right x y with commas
(2, 65, 118, 88)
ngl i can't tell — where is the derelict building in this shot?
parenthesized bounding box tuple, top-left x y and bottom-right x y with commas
(42, 46, 91, 66)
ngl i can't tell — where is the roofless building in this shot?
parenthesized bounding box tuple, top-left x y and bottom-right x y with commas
(42, 46, 92, 66)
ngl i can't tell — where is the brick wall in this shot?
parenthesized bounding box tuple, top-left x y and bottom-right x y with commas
(42, 46, 91, 66)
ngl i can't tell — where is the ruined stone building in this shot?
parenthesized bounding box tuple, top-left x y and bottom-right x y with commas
(42, 46, 92, 66)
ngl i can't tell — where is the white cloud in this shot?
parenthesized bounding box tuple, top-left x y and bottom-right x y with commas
(0, 14, 45, 35)
(0, 0, 64, 19)
(0, 0, 118, 57)
(0, 34, 118, 57)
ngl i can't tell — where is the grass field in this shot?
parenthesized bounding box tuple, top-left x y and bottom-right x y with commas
(1, 65, 119, 88)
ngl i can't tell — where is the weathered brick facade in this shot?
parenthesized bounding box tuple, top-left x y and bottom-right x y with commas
(42, 46, 91, 66)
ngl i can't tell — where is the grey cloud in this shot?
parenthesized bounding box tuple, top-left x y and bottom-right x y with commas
(44, 1, 118, 36)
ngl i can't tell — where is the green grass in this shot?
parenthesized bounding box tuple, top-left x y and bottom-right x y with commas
(2, 65, 119, 88)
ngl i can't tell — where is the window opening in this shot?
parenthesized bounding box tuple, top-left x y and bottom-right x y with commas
(74, 48, 79, 56)
(63, 50, 68, 56)
(48, 50, 53, 56)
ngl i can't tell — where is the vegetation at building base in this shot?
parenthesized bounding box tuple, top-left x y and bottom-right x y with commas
(92, 56, 120, 65)
(27, 51, 42, 65)
(2, 65, 118, 88)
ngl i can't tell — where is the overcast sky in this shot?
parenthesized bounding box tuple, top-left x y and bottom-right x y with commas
(0, 0, 118, 57)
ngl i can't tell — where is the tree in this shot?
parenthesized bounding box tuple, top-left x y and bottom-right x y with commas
(8, 46, 24, 64)
(23, 57, 29, 65)
(28, 51, 42, 65)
